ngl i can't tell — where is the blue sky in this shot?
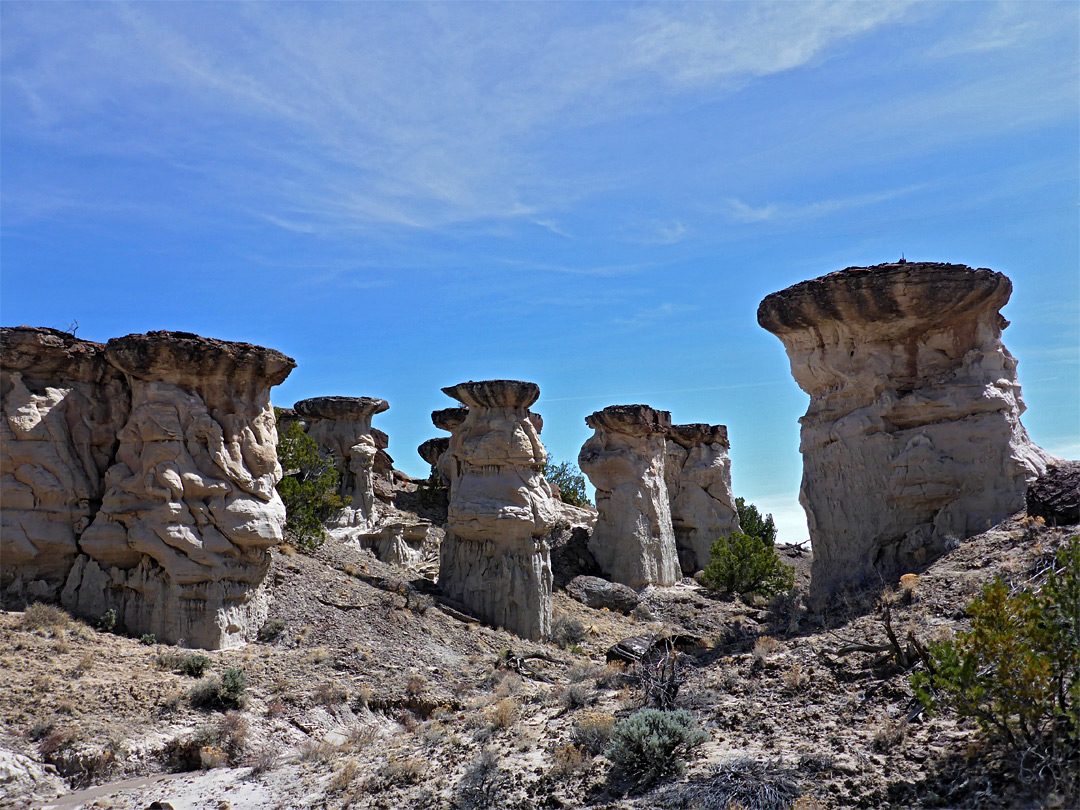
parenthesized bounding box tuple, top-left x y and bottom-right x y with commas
(3, 1, 1077, 543)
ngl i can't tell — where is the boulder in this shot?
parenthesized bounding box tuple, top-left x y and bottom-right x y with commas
(758, 262, 1057, 603)
(1027, 461, 1080, 525)
(61, 331, 295, 649)
(1, 327, 129, 602)
(579, 404, 680, 588)
(294, 395, 390, 536)
(666, 423, 740, 574)
(566, 575, 639, 613)
(438, 380, 558, 640)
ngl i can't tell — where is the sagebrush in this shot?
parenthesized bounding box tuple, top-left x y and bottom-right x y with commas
(605, 708, 708, 786)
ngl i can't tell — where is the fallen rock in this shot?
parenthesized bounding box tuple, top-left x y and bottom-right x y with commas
(61, 331, 295, 649)
(758, 262, 1056, 603)
(438, 380, 559, 640)
(579, 404, 680, 588)
(1027, 461, 1080, 525)
(566, 575, 639, 613)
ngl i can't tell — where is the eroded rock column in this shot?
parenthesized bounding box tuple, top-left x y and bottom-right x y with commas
(666, 424, 740, 574)
(438, 381, 557, 640)
(294, 396, 389, 541)
(579, 405, 680, 588)
(62, 331, 295, 648)
(1, 327, 130, 602)
(758, 262, 1056, 601)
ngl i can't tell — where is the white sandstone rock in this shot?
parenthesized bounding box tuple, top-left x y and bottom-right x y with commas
(666, 423, 740, 574)
(438, 380, 557, 640)
(578, 405, 680, 588)
(758, 262, 1057, 602)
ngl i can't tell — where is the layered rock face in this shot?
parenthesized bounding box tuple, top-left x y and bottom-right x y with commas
(59, 331, 295, 648)
(294, 396, 389, 541)
(758, 262, 1056, 601)
(666, 424, 740, 574)
(579, 405, 680, 588)
(1, 328, 130, 601)
(438, 380, 557, 640)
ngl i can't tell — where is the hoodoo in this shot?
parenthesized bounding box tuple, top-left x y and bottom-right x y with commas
(758, 262, 1055, 601)
(437, 380, 558, 640)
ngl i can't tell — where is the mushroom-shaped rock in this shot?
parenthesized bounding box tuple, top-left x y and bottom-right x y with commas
(758, 262, 1056, 602)
(579, 404, 680, 588)
(665, 424, 740, 574)
(418, 437, 450, 468)
(292, 396, 390, 538)
(438, 380, 557, 640)
(1, 327, 130, 601)
(61, 331, 296, 649)
(431, 407, 469, 434)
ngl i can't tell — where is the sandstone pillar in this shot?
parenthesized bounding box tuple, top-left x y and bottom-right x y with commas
(1, 328, 129, 602)
(294, 396, 389, 540)
(758, 262, 1056, 601)
(437, 380, 556, 640)
(666, 424, 740, 574)
(578, 405, 680, 588)
(62, 331, 295, 648)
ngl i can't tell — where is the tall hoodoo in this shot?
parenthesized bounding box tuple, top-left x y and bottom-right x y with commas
(294, 395, 389, 540)
(666, 423, 740, 574)
(1, 327, 130, 602)
(579, 404, 680, 588)
(61, 331, 296, 649)
(758, 262, 1056, 601)
(438, 380, 557, 640)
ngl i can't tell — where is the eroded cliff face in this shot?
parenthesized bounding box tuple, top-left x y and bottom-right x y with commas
(294, 396, 389, 542)
(0, 330, 296, 649)
(438, 380, 557, 640)
(666, 424, 740, 574)
(579, 405, 680, 588)
(758, 262, 1056, 602)
(1, 328, 130, 601)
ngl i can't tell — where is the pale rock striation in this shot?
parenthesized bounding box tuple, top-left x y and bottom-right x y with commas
(666, 423, 740, 574)
(61, 331, 295, 649)
(294, 396, 389, 540)
(1, 327, 129, 601)
(438, 380, 557, 640)
(579, 405, 680, 588)
(758, 262, 1056, 602)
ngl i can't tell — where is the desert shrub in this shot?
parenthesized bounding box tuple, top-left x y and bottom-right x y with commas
(139, 634, 156, 645)
(635, 640, 688, 709)
(487, 697, 520, 730)
(543, 459, 592, 507)
(455, 748, 506, 809)
(275, 416, 348, 552)
(190, 667, 248, 711)
(700, 532, 794, 596)
(417, 465, 448, 509)
(605, 708, 708, 786)
(560, 683, 593, 711)
(912, 536, 1080, 795)
(551, 615, 586, 650)
(735, 497, 777, 546)
(550, 743, 589, 778)
(21, 602, 70, 631)
(656, 756, 802, 810)
(573, 711, 616, 755)
(257, 618, 286, 642)
(96, 608, 117, 633)
(157, 651, 210, 677)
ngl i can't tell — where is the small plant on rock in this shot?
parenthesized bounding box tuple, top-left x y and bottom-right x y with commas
(605, 708, 708, 786)
(551, 615, 586, 650)
(190, 667, 248, 711)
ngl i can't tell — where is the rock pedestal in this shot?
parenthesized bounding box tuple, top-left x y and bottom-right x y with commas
(294, 396, 389, 540)
(1, 327, 130, 601)
(666, 424, 740, 574)
(579, 405, 680, 588)
(437, 380, 557, 640)
(60, 331, 295, 648)
(758, 262, 1056, 602)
